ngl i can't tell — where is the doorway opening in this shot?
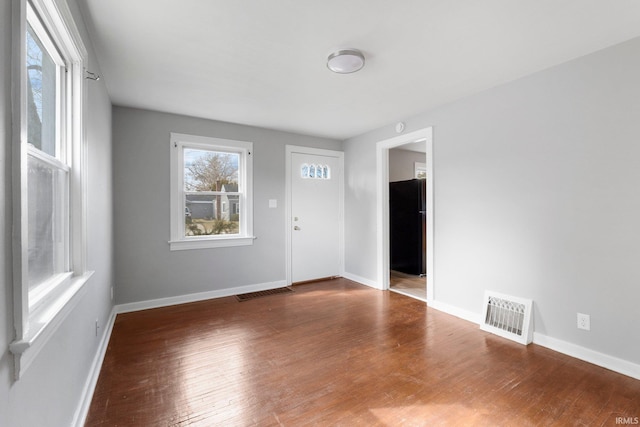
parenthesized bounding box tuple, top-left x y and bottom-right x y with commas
(376, 128, 434, 303)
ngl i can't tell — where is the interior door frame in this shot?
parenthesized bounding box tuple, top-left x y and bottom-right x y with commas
(376, 127, 434, 302)
(285, 145, 345, 286)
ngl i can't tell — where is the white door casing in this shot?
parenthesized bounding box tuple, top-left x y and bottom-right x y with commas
(286, 146, 344, 284)
(376, 128, 434, 302)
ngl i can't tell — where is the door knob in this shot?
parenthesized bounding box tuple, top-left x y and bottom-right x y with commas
(294, 226, 300, 231)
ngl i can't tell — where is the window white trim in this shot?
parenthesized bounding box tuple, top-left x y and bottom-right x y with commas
(10, 0, 90, 380)
(169, 133, 254, 250)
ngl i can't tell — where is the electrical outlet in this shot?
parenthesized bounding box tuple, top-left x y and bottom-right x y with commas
(577, 313, 590, 331)
(95, 319, 100, 337)
(110, 286, 113, 301)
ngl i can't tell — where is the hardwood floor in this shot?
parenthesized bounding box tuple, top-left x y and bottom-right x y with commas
(390, 270, 426, 301)
(86, 278, 640, 426)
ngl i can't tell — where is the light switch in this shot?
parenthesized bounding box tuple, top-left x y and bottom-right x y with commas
(269, 199, 277, 208)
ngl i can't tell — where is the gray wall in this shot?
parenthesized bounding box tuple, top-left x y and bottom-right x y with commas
(344, 37, 640, 366)
(112, 107, 341, 304)
(389, 148, 426, 182)
(0, 0, 114, 425)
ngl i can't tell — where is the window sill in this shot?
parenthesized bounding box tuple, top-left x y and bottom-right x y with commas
(169, 236, 256, 251)
(9, 271, 94, 380)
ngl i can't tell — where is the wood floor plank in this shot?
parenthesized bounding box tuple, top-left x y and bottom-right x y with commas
(85, 278, 640, 426)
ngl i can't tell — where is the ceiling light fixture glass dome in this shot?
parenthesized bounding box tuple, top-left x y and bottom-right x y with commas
(327, 49, 365, 74)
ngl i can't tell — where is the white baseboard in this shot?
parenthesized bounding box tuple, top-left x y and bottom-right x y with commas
(73, 306, 117, 427)
(389, 287, 427, 302)
(116, 280, 288, 314)
(428, 299, 640, 381)
(428, 299, 482, 325)
(533, 332, 640, 381)
(342, 272, 381, 290)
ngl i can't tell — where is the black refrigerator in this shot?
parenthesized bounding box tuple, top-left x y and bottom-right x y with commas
(389, 179, 426, 276)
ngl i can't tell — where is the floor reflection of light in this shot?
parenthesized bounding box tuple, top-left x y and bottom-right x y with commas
(175, 327, 249, 425)
(370, 403, 491, 426)
(293, 287, 371, 299)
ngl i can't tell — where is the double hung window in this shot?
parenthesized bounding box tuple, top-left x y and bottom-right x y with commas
(25, 2, 71, 313)
(170, 133, 254, 250)
(11, 0, 89, 379)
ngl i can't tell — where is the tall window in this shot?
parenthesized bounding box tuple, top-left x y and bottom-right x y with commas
(170, 133, 254, 250)
(26, 4, 70, 307)
(11, 0, 89, 380)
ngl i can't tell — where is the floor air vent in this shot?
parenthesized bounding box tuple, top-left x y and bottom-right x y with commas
(480, 291, 533, 345)
(236, 287, 293, 302)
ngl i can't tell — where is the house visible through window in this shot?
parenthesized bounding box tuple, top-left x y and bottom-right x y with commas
(170, 133, 253, 250)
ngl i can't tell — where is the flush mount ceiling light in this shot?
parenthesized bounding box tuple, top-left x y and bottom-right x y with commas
(327, 49, 365, 74)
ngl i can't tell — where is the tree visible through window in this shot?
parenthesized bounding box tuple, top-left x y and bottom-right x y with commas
(170, 133, 253, 250)
(27, 22, 58, 156)
(184, 149, 240, 236)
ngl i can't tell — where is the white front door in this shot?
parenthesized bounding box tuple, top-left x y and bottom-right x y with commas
(287, 147, 343, 283)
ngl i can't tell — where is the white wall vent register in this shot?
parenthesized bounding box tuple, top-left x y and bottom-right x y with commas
(481, 291, 533, 345)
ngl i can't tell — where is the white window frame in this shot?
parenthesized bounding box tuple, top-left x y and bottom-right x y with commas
(169, 133, 254, 250)
(10, 0, 91, 380)
(414, 161, 427, 179)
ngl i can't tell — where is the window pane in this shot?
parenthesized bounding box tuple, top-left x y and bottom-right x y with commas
(185, 194, 240, 236)
(27, 24, 58, 157)
(183, 148, 239, 191)
(27, 155, 67, 291)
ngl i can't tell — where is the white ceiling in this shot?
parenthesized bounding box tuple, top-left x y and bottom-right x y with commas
(79, 1, 640, 140)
